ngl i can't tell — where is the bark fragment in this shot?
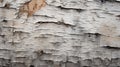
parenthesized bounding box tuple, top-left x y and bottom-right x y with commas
(19, 0, 46, 17)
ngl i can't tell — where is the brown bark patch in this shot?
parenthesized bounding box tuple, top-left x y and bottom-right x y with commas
(99, 23, 117, 36)
(0, 0, 3, 3)
(19, 0, 46, 17)
(99, 23, 120, 47)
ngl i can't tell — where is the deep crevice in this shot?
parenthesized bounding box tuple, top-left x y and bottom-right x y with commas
(35, 21, 74, 27)
(2, 20, 8, 22)
(57, 6, 84, 12)
(100, 0, 120, 3)
(103, 46, 120, 50)
(30, 65, 35, 67)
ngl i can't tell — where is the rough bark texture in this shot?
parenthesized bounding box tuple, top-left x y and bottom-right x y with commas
(0, 0, 120, 67)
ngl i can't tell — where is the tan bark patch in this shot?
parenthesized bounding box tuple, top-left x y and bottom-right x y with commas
(19, 0, 46, 17)
(101, 36, 120, 47)
(99, 23, 120, 47)
(99, 23, 117, 36)
(0, 0, 3, 3)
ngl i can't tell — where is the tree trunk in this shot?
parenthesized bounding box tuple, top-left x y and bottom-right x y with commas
(0, 0, 120, 67)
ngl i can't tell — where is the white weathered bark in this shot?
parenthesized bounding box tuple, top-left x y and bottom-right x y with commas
(0, 0, 120, 67)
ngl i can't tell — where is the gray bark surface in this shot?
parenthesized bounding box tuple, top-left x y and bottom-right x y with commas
(0, 0, 120, 67)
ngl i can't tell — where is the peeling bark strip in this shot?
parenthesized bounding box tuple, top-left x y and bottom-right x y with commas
(19, 0, 46, 17)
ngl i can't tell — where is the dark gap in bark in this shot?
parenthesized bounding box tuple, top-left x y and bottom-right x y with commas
(30, 65, 35, 67)
(100, 0, 120, 3)
(2, 20, 8, 22)
(103, 46, 120, 50)
(4, 3, 10, 9)
(35, 21, 74, 27)
(57, 6, 84, 12)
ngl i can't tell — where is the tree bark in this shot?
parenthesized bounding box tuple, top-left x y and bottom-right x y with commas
(0, 0, 120, 67)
